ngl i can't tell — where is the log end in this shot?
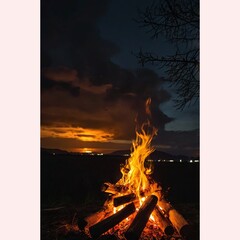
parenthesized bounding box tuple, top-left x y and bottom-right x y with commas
(150, 195, 158, 204)
(164, 225, 174, 236)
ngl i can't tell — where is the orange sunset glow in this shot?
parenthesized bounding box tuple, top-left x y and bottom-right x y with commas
(40, 0, 199, 157)
(41, 126, 114, 142)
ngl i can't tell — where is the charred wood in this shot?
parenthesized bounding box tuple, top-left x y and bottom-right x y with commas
(168, 208, 189, 236)
(89, 202, 135, 239)
(158, 200, 192, 238)
(101, 183, 127, 194)
(125, 195, 158, 240)
(113, 193, 136, 207)
(84, 207, 112, 228)
(152, 205, 174, 236)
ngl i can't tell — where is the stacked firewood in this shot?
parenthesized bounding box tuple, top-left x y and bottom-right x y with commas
(79, 183, 193, 240)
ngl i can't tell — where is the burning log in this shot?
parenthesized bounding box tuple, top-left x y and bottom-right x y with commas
(168, 209, 192, 238)
(158, 201, 191, 238)
(152, 205, 174, 236)
(84, 207, 112, 228)
(125, 195, 158, 240)
(89, 202, 135, 239)
(101, 183, 127, 195)
(113, 193, 136, 207)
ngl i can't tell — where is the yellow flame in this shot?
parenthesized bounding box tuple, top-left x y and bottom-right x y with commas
(140, 197, 146, 206)
(150, 214, 155, 221)
(110, 98, 162, 225)
(145, 98, 152, 116)
(117, 98, 160, 203)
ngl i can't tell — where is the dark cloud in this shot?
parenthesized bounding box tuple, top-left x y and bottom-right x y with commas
(41, 0, 199, 156)
(42, 4, 164, 94)
(41, 0, 169, 101)
(41, 0, 117, 71)
(43, 67, 78, 82)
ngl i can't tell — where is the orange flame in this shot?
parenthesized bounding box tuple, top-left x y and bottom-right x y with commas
(145, 98, 152, 116)
(116, 98, 161, 207)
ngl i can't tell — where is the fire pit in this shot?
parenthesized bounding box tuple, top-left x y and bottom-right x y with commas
(81, 99, 193, 240)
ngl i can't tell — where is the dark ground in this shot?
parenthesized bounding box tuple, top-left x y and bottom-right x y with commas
(41, 154, 199, 239)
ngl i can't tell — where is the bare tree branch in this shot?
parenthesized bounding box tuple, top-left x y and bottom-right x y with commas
(136, 0, 199, 109)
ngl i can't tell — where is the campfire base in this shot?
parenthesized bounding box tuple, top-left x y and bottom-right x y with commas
(89, 203, 135, 239)
(124, 195, 158, 240)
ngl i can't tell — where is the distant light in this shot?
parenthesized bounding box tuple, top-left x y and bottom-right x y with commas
(123, 154, 130, 156)
(169, 160, 174, 162)
(194, 160, 199, 162)
(180, 159, 182, 162)
(84, 150, 92, 154)
(190, 160, 193, 163)
(53, 152, 55, 155)
(97, 153, 104, 156)
(158, 160, 161, 162)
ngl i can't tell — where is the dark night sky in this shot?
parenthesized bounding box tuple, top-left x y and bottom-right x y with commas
(41, 0, 199, 156)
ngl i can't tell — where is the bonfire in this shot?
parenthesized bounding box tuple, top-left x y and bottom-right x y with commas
(82, 98, 192, 240)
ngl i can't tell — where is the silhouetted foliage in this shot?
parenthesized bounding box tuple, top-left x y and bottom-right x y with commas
(136, 0, 199, 110)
